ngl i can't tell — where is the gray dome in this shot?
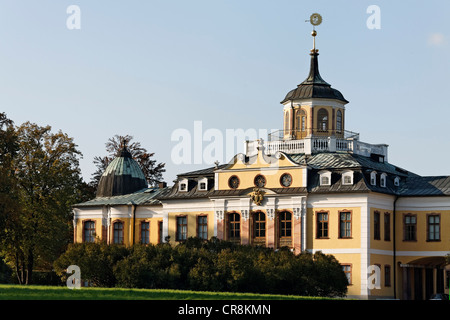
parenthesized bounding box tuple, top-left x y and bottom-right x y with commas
(281, 51, 348, 104)
(96, 147, 148, 197)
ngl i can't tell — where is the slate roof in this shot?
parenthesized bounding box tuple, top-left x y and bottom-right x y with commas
(160, 152, 450, 200)
(398, 176, 450, 196)
(287, 152, 417, 177)
(281, 51, 348, 104)
(73, 187, 171, 207)
(178, 164, 227, 177)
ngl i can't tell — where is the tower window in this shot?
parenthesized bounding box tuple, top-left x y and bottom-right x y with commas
(284, 111, 290, 134)
(317, 108, 328, 132)
(336, 110, 342, 132)
(296, 109, 307, 133)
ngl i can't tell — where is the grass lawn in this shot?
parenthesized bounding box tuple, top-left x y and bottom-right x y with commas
(0, 284, 337, 300)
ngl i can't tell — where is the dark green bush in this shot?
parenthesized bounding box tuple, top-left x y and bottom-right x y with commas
(54, 237, 348, 297)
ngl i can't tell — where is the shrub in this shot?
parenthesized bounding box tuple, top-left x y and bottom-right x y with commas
(54, 238, 348, 297)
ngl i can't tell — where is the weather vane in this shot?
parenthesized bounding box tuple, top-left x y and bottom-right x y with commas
(305, 13, 322, 52)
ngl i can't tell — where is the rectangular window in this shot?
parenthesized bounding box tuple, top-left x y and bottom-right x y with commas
(83, 221, 95, 243)
(404, 214, 417, 241)
(279, 211, 292, 238)
(374, 211, 380, 240)
(197, 215, 208, 240)
(342, 265, 352, 285)
(176, 216, 187, 241)
(427, 214, 440, 241)
(384, 213, 391, 241)
(228, 213, 240, 242)
(140, 222, 150, 244)
(385, 265, 391, 287)
(113, 222, 124, 244)
(316, 212, 329, 239)
(253, 212, 266, 240)
(339, 212, 352, 238)
(158, 221, 163, 243)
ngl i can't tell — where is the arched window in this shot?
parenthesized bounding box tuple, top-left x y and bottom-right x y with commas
(113, 221, 124, 244)
(228, 212, 240, 242)
(296, 109, 307, 132)
(284, 111, 290, 134)
(317, 108, 328, 132)
(83, 220, 95, 243)
(336, 110, 342, 132)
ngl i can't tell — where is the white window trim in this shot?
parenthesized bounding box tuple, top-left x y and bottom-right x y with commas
(370, 171, 377, 186)
(198, 177, 208, 191)
(342, 170, 354, 185)
(319, 170, 331, 186)
(179, 178, 188, 192)
(380, 173, 387, 188)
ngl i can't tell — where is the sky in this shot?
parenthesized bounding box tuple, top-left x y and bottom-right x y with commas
(0, 0, 449, 185)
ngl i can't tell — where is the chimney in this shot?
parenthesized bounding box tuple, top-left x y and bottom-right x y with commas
(158, 181, 167, 188)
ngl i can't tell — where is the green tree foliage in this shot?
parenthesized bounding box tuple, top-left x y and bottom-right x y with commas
(0, 116, 91, 284)
(54, 238, 348, 297)
(91, 134, 166, 189)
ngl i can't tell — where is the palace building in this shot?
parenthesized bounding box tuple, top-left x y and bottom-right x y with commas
(72, 28, 450, 300)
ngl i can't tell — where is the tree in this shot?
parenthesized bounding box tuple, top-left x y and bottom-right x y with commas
(90, 134, 165, 189)
(1, 121, 85, 284)
(0, 113, 19, 284)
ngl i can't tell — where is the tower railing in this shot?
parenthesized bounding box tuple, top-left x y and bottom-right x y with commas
(245, 129, 388, 161)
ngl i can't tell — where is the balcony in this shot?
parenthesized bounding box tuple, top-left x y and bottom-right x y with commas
(245, 129, 388, 160)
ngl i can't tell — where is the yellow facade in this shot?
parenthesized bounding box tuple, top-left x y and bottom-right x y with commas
(283, 104, 345, 139)
(308, 207, 361, 249)
(167, 211, 214, 243)
(217, 151, 305, 190)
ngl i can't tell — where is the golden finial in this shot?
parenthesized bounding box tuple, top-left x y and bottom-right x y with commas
(306, 13, 322, 53)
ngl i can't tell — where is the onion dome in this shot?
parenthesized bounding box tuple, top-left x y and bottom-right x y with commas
(96, 147, 148, 197)
(281, 31, 348, 104)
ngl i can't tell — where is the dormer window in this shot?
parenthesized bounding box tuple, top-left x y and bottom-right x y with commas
(319, 170, 331, 186)
(198, 177, 208, 191)
(179, 178, 188, 192)
(370, 171, 377, 186)
(394, 176, 400, 187)
(380, 173, 387, 188)
(342, 170, 354, 185)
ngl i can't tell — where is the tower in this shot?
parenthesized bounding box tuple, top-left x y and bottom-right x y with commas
(280, 21, 348, 141)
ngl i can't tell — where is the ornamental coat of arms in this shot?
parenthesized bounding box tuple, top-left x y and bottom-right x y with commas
(249, 187, 265, 206)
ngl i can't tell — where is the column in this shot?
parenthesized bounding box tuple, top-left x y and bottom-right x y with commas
(241, 210, 250, 245)
(266, 208, 275, 248)
(215, 210, 224, 240)
(293, 208, 302, 254)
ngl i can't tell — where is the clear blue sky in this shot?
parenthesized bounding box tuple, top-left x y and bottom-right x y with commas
(1, 0, 449, 184)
